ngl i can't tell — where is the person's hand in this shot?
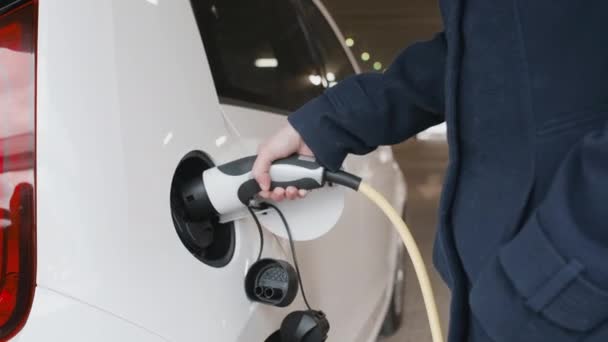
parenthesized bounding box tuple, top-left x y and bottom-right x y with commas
(252, 123, 314, 202)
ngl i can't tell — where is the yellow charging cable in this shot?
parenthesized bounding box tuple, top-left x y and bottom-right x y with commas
(358, 182, 444, 342)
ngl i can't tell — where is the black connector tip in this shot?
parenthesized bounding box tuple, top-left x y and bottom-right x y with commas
(324, 170, 362, 190)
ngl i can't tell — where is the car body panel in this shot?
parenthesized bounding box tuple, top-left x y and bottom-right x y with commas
(27, 0, 407, 340)
(36, 0, 260, 340)
(15, 287, 167, 342)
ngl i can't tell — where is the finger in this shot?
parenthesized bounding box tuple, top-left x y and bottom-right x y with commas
(298, 189, 308, 198)
(285, 186, 298, 200)
(259, 190, 271, 199)
(270, 187, 286, 202)
(252, 149, 275, 192)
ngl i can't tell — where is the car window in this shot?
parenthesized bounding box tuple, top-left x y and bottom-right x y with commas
(191, 0, 324, 112)
(299, 0, 355, 87)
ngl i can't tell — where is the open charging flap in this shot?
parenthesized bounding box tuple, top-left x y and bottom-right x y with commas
(257, 185, 345, 241)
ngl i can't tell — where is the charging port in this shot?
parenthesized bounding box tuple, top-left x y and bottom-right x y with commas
(170, 151, 235, 268)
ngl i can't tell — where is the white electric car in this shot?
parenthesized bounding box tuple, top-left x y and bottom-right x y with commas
(1, 0, 407, 340)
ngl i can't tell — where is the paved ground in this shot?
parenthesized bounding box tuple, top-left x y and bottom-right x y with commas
(380, 139, 451, 342)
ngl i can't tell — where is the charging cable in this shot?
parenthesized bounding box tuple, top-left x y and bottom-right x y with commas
(324, 170, 444, 342)
(247, 206, 265, 261)
(265, 203, 314, 311)
(358, 182, 443, 342)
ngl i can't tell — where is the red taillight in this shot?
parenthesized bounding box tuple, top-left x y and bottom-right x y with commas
(0, 1, 37, 340)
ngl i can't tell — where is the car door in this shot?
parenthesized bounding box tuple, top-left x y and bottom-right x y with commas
(191, 1, 407, 341)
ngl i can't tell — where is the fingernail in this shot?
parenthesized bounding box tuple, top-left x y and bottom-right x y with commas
(298, 189, 308, 197)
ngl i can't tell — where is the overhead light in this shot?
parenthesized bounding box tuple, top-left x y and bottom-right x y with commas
(329, 81, 337, 87)
(345, 38, 355, 47)
(373, 62, 382, 70)
(326, 72, 336, 82)
(308, 74, 322, 86)
(254, 58, 278, 68)
(361, 52, 370, 62)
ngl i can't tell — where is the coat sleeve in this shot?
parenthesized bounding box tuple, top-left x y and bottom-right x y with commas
(288, 33, 446, 171)
(470, 122, 608, 341)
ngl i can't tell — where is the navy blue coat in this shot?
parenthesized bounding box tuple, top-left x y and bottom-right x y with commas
(288, 1, 608, 341)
